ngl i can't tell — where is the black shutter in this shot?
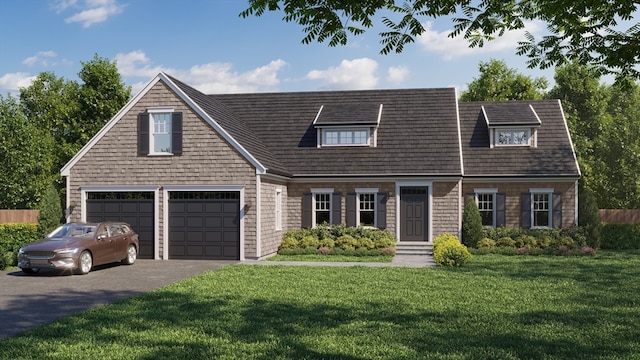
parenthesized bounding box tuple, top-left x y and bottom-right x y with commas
(496, 193, 506, 227)
(553, 193, 563, 228)
(172, 112, 183, 154)
(521, 193, 532, 228)
(346, 193, 357, 227)
(302, 193, 312, 229)
(331, 193, 342, 225)
(377, 192, 387, 229)
(137, 113, 149, 155)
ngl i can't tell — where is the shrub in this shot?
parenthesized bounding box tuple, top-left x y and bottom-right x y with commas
(278, 236, 299, 250)
(357, 237, 375, 250)
(299, 235, 320, 249)
(578, 182, 602, 248)
(318, 238, 335, 248)
(556, 246, 572, 256)
(580, 246, 596, 256)
(495, 236, 516, 248)
(537, 235, 553, 248)
(317, 246, 331, 255)
(335, 235, 358, 251)
(601, 223, 640, 250)
(380, 247, 395, 256)
(37, 183, 63, 237)
(433, 233, 472, 267)
(552, 236, 575, 249)
(517, 247, 531, 255)
(477, 238, 496, 248)
(515, 235, 537, 249)
(462, 197, 483, 248)
(0, 223, 40, 269)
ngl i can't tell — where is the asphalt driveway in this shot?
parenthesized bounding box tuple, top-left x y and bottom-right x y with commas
(0, 259, 236, 339)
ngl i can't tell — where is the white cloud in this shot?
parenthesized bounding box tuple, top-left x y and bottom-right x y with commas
(22, 51, 58, 67)
(387, 66, 410, 85)
(417, 20, 545, 60)
(115, 51, 288, 94)
(60, 0, 125, 28)
(0, 72, 36, 93)
(306, 58, 378, 90)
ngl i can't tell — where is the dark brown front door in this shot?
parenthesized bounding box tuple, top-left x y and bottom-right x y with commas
(400, 187, 428, 241)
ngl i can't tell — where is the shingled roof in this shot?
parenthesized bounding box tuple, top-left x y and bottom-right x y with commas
(459, 100, 580, 177)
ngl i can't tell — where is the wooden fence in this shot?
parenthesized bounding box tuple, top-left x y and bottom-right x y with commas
(599, 209, 640, 224)
(0, 210, 39, 224)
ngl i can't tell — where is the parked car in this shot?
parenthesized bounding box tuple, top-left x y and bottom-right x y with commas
(18, 222, 139, 275)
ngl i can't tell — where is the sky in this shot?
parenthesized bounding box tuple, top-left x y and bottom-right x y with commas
(0, 0, 572, 97)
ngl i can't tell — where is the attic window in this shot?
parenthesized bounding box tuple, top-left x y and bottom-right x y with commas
(497, 129, 531, 146)
(481, 104, 541, 148)
(322, 128, 370, 146)
(313, 103, 382, 148)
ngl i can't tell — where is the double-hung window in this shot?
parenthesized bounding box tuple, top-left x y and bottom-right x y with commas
(533, 192, 550, 227)
(322, 128, 370, 146)
(314, 191, 332, 225)
(522, 189, 559, 229)
(476, 193, 495, 227)
(138, 108, 183, 156)
(357, 190, 376, 227)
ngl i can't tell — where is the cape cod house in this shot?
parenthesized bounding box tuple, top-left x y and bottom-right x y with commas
(61, 72, 580, 260)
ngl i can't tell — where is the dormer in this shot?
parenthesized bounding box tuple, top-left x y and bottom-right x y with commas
(313, 103, 383, 148)
(482, 103, 542, 148)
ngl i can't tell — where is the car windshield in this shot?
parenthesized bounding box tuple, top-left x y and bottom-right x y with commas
(48, 224, 97, 238)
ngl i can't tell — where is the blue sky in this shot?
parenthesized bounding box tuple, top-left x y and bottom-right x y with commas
(0, 0, 570, 96)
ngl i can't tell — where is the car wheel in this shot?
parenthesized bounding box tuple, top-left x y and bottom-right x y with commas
(75, 251, 93, 275)
(21, 267, 40, 275)
(123, 244, 137, 265)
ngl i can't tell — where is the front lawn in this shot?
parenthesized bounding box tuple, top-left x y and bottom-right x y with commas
(2, 252, 639, 359)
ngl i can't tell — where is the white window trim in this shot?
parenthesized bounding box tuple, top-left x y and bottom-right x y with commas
(474, 188, 497, 228)
(530, 188, 554, 228)
(319, 127, 371, 147)
(275, 188, 282, 231)
(491, 127, 537, 148)
(355, 188, 378, 228)
(147, 107, 174, 156)
(311, 188, 333, 227)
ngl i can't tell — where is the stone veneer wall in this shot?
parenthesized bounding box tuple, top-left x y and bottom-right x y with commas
(67, 81, 258, 258)
(462, 181, 577, 228)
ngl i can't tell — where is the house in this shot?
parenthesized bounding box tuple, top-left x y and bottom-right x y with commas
(60, 72, 580, 261)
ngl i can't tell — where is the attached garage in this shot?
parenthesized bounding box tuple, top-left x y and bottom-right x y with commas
(168, 191, 240, 260)
(86, 192, 155, 259)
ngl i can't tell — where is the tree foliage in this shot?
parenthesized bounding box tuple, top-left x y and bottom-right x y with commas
(462, 197, 483, 248)
(0, 95, 55, 209)
(37, 183, 63, 237)
(241, 0, 640, 82)
(460, 59, 548, 101)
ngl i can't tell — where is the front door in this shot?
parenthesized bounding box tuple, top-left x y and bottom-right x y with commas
(400, 187, 428, 241)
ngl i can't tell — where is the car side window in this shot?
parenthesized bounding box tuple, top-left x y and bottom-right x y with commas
(97, 225, 109, 238)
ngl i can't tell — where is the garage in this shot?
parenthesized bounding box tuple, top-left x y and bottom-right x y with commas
(86, 192, 155, 259)
(168, 191, 240, 260)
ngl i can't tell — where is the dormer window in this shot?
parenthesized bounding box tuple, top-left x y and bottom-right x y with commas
(322, 128, 370, 146)
(497, 129, 531, 146)
(313, 103, 382, 148)
(481, 103, 541, 148)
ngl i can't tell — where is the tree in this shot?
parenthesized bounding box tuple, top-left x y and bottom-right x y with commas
(241, 0, 640, 82)
(0, 94, 55, 209)
(578, 180, 602, 248)
(460, 59, 548, 101)
(77, 54, 131, 150)
(37, 183, 63, 237)
(462, 197, 483, 248)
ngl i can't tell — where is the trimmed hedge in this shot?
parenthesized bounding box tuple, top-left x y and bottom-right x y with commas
(0, 223, 40, 270)
(601, 223, 640, 250)
(278, 224, 396, 256)
(433, 233, 472, 267)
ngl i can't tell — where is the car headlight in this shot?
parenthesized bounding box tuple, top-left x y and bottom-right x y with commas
(56, 248, 79, 255)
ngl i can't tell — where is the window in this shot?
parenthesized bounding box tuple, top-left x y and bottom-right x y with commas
(476, 193, 495, 227)
(138, 109, 182, 155)
(315, 193, 331, 225)
(533, 193, 550, 227)
(358, 193, 376, 227)
(322, 128, 370, 146)
(275, 188, 282, 231)
(497, 129, 531, 146)
(151, 112, 172, 153)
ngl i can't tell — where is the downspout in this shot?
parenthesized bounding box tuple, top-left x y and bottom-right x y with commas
(575, 179, 579, 226)
(64, 175, 71, 223)
(255, 173, 261, 258)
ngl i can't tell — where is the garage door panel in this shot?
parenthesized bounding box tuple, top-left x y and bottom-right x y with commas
(86, 194, 154, 259)
(169, 192, 240, 260)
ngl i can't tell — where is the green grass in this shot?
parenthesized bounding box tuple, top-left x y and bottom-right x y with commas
(266, 253, 393, 262)
(2, 252, 640, 359)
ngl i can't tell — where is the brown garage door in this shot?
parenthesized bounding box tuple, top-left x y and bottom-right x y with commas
(168, 191, 240, 260)
(86, 192, 155, 258)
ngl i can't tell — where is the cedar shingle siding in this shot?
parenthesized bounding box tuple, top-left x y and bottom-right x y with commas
(62, 73, 580, 260)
